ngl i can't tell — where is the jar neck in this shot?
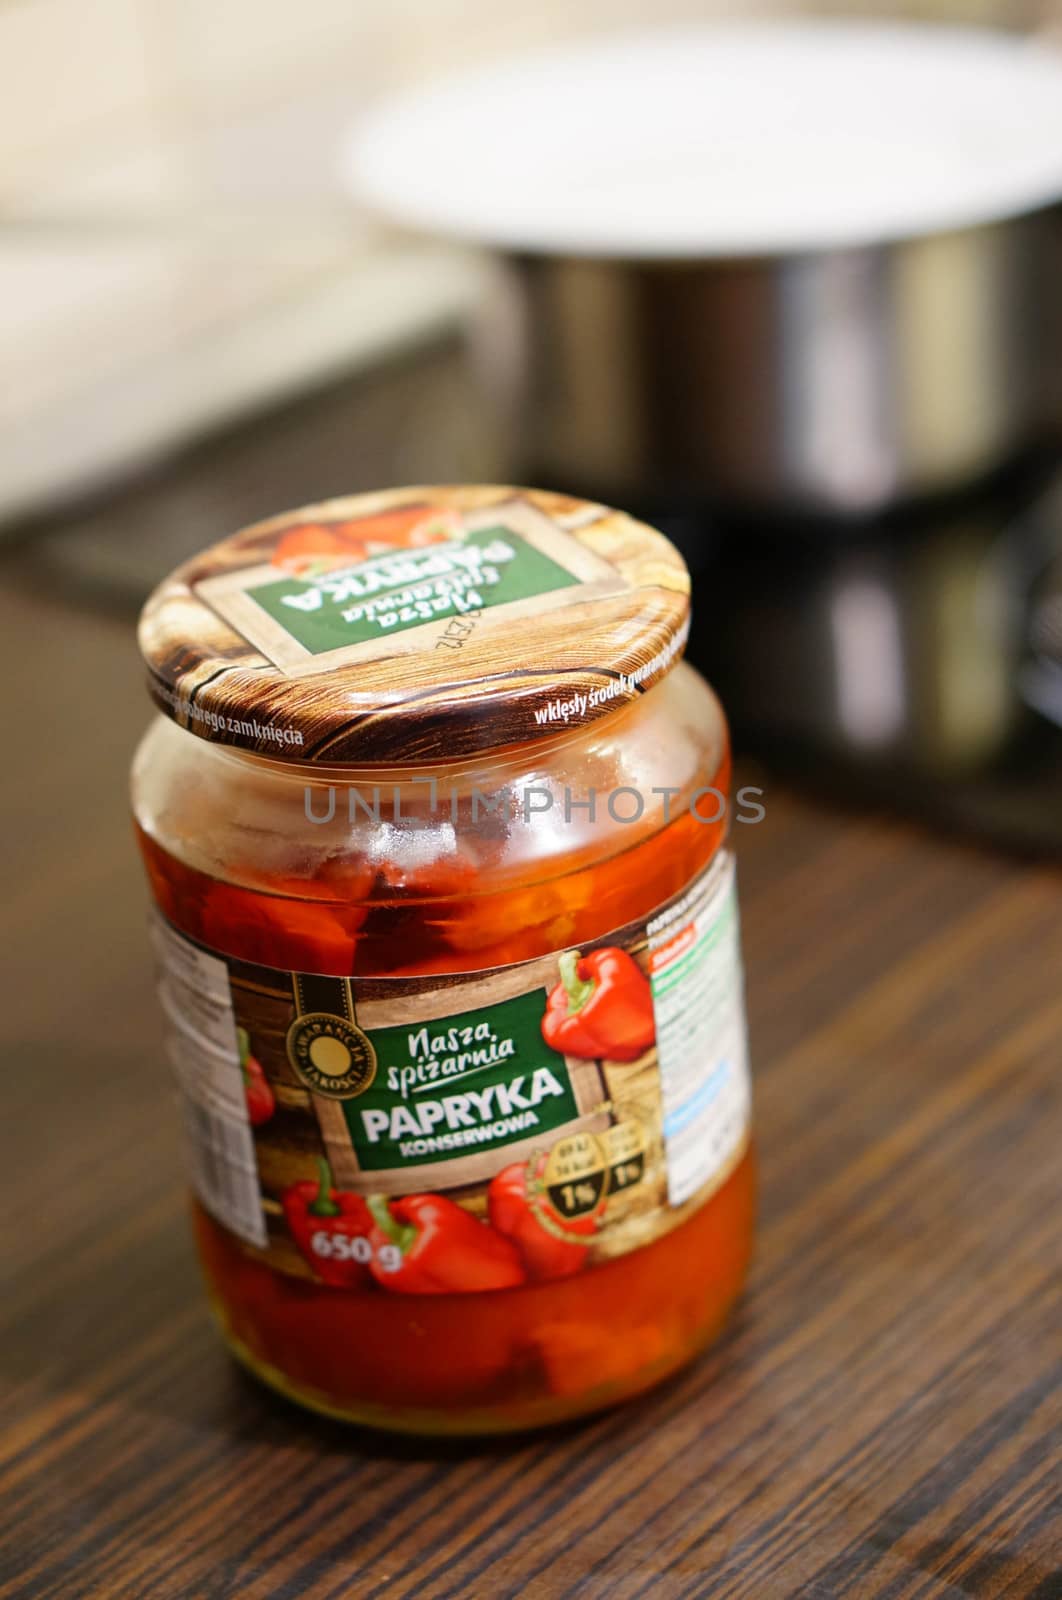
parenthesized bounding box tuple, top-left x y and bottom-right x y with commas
(165, 676, 668, 788)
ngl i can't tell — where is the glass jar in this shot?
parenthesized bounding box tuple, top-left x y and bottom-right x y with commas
(132, 486, 754, 1433)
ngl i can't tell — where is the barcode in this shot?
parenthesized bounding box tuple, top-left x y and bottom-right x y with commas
(182, 1097, 267, 1248)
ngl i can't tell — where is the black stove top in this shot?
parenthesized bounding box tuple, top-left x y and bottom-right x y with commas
(665, 457, 1062, 858)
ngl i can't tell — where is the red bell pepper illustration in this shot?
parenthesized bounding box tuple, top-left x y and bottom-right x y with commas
(366, 1193, 527, 1294)
(271, 522, 365, 575)
(271, 505, 459, 575)
(237, 1026, 275, 1127)
(488, 1156, 602, 1280)
(283, 1157, 373, 1287)
(541, 948, 656, 1061)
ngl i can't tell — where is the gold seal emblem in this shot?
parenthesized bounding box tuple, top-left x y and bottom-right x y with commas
(286, 1012, 377, 1099)
(543, 1131, 609, 1219)
(603, 1116, 647, 1194)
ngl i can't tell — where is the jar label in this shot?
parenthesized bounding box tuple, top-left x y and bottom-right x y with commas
(150, 851, 751, 1291)
(193, 497, 628, 677)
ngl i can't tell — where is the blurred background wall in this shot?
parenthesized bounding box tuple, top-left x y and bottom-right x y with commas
(3, 1, 1049, 205)
(1, 0, 1058, 528)
(4, 1, 1053, 222)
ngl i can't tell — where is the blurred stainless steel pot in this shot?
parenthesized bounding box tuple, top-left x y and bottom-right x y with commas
(485, 211, 1058, 515)
(352, 24, 1062, 516)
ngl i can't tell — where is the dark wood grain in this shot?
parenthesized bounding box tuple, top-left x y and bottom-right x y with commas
(1, 568, 1059, 1600)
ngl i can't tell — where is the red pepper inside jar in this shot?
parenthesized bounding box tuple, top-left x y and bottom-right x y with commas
(132, 485, 755, 1433)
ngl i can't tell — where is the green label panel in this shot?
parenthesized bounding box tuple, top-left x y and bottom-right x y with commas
(345, 989, 578, 1170)
(249, 526, 581, 656)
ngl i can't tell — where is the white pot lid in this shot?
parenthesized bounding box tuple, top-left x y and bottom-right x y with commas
(348, 22, 1062, 259)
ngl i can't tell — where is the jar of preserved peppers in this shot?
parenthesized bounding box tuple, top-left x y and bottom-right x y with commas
(133, 485, 755, 1433)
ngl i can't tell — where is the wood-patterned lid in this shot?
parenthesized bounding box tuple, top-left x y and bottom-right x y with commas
(137, 485, 691, 764)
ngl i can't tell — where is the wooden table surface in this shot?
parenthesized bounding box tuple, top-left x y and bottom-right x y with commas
(1, 567, 1059, 1600)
